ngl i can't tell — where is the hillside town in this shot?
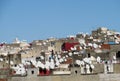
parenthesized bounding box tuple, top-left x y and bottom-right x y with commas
(0, 27, 120, 81)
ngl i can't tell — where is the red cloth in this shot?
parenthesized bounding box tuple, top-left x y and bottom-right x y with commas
(64, 42, 79, 51)
(101, 44, 110, 49)
(39, 69, 50, 76)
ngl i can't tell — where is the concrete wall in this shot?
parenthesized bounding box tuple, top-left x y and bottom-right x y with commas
(0, 69, 9, 80)
(4, 63, 120, 81)
(8, 74, 99, 81)
(8, 74, 120, 81)
(27, 68, 39, 76)
(94, 64, 104, 73)
(0, 79, 7, 81)
(110, 44, 120, 52)
(3, 63, 120, 81)
(99, 74, 120, 81)
(113, 63, 120, 73)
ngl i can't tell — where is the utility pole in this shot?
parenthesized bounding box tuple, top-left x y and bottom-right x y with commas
(8, 52, 11, 75)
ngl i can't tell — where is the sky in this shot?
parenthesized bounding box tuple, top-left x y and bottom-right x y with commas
(0, 0, 120, 43)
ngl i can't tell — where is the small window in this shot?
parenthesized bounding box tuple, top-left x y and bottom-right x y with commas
(75, 70, 77, 74)
(31, 70, 34, 74)
(14, 64, 17, 67)
(15, 58, 17, 60)
(88, 53, 91, 58)
(116, 51, 120, 58)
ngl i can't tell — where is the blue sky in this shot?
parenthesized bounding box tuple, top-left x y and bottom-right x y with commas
(0, 0, 120, 43)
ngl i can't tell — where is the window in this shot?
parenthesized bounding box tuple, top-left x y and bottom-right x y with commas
(31, 70, 34, 74)
(116, 51, 120, 58)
